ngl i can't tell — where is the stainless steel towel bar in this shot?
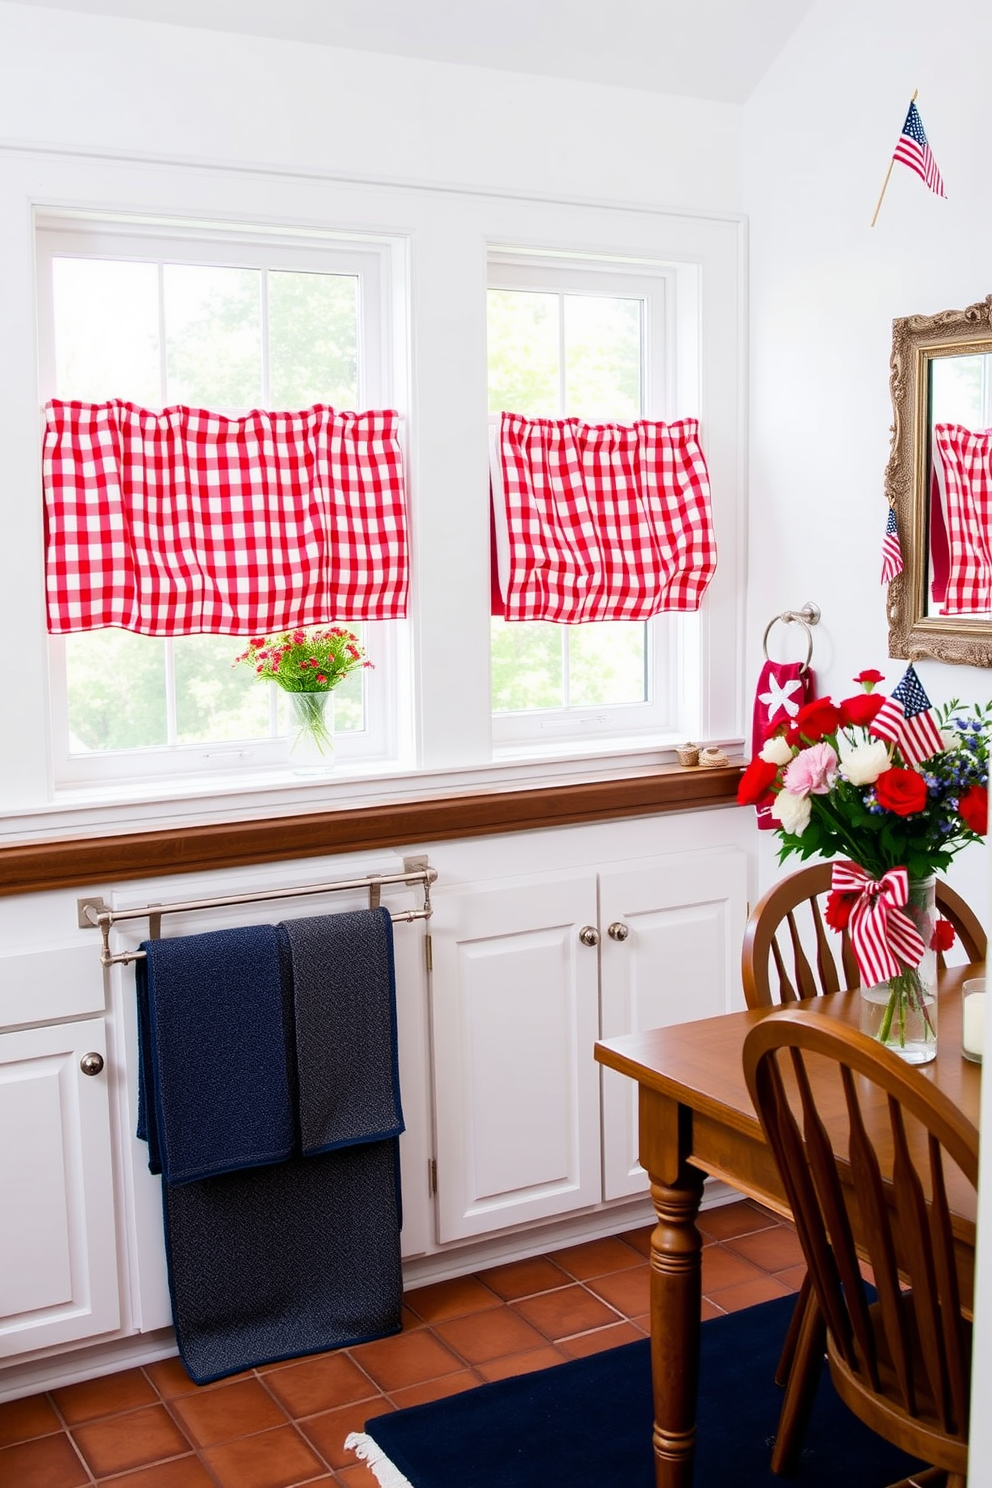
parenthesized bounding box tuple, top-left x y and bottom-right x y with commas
(78, 858, 436, 968)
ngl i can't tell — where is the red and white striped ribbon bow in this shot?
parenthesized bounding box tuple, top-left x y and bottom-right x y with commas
(829, 862, 926, 985)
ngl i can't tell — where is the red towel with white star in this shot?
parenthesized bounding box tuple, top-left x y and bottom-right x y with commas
(750, 660, 815, 829)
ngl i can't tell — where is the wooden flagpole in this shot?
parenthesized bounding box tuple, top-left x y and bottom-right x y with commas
(871, 89, 917, 227)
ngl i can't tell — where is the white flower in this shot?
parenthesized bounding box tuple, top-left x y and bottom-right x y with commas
(759, 735, 794, 766)
(837, 735, 891, 787)
(771, 790, 812, 835)
(940, 729, 961, 752)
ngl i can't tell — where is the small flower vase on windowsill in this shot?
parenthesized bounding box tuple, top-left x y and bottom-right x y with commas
(858, 873, 938, 1065)
(287, 691, 334, 772)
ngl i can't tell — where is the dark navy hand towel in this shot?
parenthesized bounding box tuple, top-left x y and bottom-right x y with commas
(281, 907, 404, 1155)
(136, 925, 294, 1184)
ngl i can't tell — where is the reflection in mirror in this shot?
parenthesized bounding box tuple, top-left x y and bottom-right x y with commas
(886, 296, 992, 667)
(928, 351, 992, 618)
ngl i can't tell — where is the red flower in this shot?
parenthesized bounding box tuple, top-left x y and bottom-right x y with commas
(316, 673, 327, 685)
(874, 767, 928, 816)
(930, 919, 956, 952)
(736, 756, 779, 806)
(854, 669, 885, 691)
(959, 784, 988, 835)
(824, 890, 856, 931)
(793, 698, 841, 743)
(838, 693, 884, 728)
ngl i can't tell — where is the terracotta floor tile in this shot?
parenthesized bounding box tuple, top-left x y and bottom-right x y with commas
(349, 1330, 464, 1392)
(298, 1399, 393, 1471)
(512, 1284, 619, 1342)
(697, 1200, 777, 1242)
(390, 1369, 481, 1407)
(617, 1223, 653, 1257)
(0, 1391, 62, 1447)
(478, 1254, 570, 1301)
(475, 1346, 563, 1381)
(72, 1403, 190, 1478)
(169, 1375, 290, 1447)
(202, 1423, 326, 1488)
(337, 1462, 385, 1487)
(263, 1353, 379, 1419)
(549, 1234, 643, 1280)
(0, 1431, 90, 1487)
(433, 1306, 547, 1364)
(53, 1366, 159, 1425)
(557, 1321, 643, 1359)
(774, 1264, 807, 1292)
(708, 1275, 791, 1313)
(700, 1242, 769, 1294)
(585, 1263, 651, 1317)
(700, 1297, 726, 1322)
(96, 1454, 218, 1486)
(140, 1356, 202, 1399)
(403, 1274, 502, 1323)
(725, 1224, 806, 1273)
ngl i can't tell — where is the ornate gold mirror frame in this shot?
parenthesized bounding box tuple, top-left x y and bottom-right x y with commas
(886, 294, 992, 667)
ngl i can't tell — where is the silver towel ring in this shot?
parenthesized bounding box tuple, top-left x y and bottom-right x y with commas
(762, 603, 820, 672)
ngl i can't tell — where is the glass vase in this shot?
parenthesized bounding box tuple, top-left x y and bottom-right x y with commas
(858, 873, 937, 1064)
(286, 690, 334, 771)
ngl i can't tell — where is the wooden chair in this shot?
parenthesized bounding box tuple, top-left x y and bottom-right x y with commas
(741, 863, 986, 1011)
(743, 1010, 976, 1488)
(740, 865, 985, 1474)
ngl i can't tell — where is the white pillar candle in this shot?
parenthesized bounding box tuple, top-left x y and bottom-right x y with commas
(963, 991, 985, 1061)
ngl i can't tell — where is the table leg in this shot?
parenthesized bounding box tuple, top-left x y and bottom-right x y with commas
(647, 1162, 706, 1488)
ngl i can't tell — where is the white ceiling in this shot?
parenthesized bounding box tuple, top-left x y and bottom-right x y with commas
(8, 0, 815, 103)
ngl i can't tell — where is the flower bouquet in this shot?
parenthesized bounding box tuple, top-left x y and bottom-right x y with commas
(234, 626, 372, 760)
(738, 665, 991, 1061)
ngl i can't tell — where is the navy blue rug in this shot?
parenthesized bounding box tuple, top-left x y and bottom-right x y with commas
(349, 1293, 926, 1487)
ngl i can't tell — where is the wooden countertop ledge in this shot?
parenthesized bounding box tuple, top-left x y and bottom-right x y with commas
(0, 762, 743, 897)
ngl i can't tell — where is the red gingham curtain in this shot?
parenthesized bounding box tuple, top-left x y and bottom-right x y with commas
(494, 414, 716, 623)
(932, 422, 992, 615)
(43, 400, 408, 635)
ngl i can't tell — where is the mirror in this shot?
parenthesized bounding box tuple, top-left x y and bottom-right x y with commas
(886, 294, 992, 667)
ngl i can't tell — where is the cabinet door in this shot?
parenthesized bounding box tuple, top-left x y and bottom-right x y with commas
(0, 1019, 120, 1356)
(599, 850, 748, 1200)
(430, 870, 601, 1242)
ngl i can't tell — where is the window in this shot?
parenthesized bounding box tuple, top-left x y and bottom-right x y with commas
(37, 218, 401, 786)
(487, 252, 698, 751)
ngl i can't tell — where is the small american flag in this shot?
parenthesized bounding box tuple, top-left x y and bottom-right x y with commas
(893, 100, 945, 198)
(890, 665, 945, 764)
(870, 695, 905, 747)
(880, 507, 903, 584)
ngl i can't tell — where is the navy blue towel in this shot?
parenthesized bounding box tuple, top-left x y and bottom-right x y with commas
(135, 925, 294, 1185)
(161, 1142, 403, 1384)
(281, 908, 404, 1155)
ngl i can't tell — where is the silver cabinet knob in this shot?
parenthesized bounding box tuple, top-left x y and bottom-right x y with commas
(80, 1052, 105, 1077)
(579, 925, 600, 947)
(607, 922, 630, 942)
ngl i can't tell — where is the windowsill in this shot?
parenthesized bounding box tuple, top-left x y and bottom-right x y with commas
(3, 737, 744, 844)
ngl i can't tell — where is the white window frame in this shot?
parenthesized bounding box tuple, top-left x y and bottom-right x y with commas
(36, 214, 405, 789)
(487, 248, 702, 754)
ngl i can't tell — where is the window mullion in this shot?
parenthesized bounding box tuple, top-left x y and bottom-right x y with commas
(164, 640, 178, 745)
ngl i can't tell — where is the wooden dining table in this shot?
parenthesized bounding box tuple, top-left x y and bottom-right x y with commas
(594, 967, 982, 1488)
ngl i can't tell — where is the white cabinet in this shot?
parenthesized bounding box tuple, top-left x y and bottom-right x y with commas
(599, 851, 748, 1199)
(430, 870, 602, 1242)
(0, 1017, 120, 1357)
(429, 849, 747, 1242)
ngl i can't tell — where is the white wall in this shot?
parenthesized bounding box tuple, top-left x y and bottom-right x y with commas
(0, 2, 742, 210)
(744, 0, 991, 1470)
(743, 0, 991, 912)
